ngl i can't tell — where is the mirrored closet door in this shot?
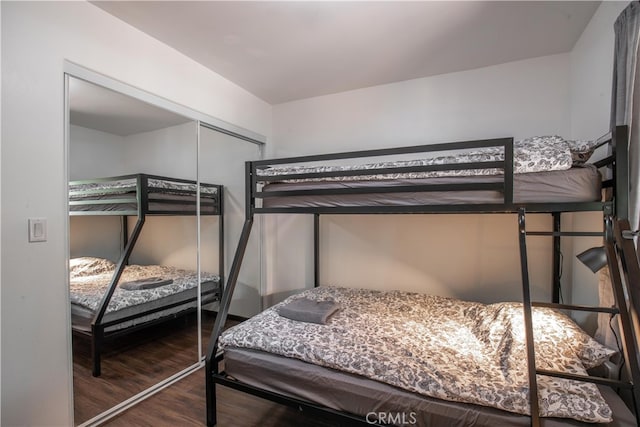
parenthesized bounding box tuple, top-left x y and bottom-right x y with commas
(198, 125, 263, 353)
(67, 76, 205, 424)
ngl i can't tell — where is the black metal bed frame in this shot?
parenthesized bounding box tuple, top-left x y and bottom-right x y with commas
(69, 173, 224, 377)
(205, 127, 640, 427)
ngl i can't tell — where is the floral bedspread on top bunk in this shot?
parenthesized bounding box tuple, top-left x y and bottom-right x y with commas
(219, 286, 616, 423)
(69, 257, 219, 313)
(69, 177, 218, 197)
(258, 136, 602, 182)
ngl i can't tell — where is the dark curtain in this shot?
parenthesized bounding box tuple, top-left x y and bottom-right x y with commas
(611, 1, 640, 228)
(597, 1, 640, 347)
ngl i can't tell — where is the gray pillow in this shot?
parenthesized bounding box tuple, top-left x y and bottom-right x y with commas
(120, 277, 173, 291)
(277, 297, 341, 324)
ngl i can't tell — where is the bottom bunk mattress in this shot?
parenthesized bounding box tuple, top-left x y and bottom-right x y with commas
(223, 348, 635, 427)
(260, 165, 601, 208)
(70, 257, 220, 332)
(219, 287, 629, 424)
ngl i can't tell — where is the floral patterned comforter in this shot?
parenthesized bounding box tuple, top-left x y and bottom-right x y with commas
(69, 257, 219, 313)
(219, 287, 616, 423)
(257, 136, 573, 182)
(69, 177, 217, 198)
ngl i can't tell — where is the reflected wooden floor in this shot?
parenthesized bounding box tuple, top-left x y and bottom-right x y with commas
(75, 313, 335, 426)
(72, 312, 207, 425)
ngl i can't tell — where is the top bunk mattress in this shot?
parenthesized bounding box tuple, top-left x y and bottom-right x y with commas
(255, 134, 610, 210)
(260, 165, 601, 208)
(69, 174, 220, 215)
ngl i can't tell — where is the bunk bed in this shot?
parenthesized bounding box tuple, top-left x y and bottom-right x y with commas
(69, 173, 224, 377)
(205, 127, 640, 426)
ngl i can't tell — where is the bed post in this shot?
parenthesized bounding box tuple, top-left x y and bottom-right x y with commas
(90, 325, 104, 378)
(218, 185, 225, 290)
(206, 161, 256, 427)
(517, 209, 541, 427)
(122, 215, 128, 256)
(613, 125, 629, 220)
(314, 213, 320, 287)
(206, 218, 254, 426)
(552, 212, 561, 303)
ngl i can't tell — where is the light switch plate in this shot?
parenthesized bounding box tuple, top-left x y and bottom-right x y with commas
(28, 218, 47, 242)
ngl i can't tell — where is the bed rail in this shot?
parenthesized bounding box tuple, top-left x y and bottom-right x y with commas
(247, 134, 619, 215)
(69, 173, 221, 216)
(251, 137, 517, 215)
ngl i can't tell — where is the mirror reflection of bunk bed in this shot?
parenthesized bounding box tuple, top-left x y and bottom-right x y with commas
(69, 173, 224, 377)
(206, 126, 640, 426)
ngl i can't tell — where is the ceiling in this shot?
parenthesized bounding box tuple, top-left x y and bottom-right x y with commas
(69, 77, 192, 136)
(92, 1, 601, 105)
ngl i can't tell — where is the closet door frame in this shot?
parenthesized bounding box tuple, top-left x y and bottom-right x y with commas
(63, 61, 265, 426)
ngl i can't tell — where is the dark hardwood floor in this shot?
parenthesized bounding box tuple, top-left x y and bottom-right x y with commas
(105, 366, 336, 427)
(73, 312, 336, 426)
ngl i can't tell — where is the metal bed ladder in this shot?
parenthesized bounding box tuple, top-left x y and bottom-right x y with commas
(518, 208, 640, 426)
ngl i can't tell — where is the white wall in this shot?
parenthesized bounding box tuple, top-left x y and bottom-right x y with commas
(124, 122, 198, 180)
(272, 54, 571, 158)
(69, 125, 127, 180)
(269, 54, 573, 305)
(1, 2, 270, 425)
